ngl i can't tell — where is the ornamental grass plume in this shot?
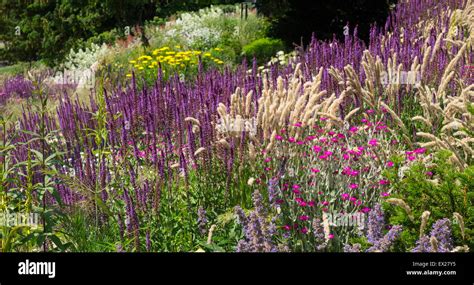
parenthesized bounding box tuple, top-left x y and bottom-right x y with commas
(419, 211, 431, 239)
(386, 198, 414, 221)
(453, 212, 466, 240)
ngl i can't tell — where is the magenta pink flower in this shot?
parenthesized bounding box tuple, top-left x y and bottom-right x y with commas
(292, 184, 301, 194)
(318, 154, 328, 160)
(308, 201, 315, 207)
(297, 141, 305, 145)
(293, 122, 303, 127)
(368, 138, 378, 147)
(275, 135, 283, 141)
(324, 150, 333, 156)
(379, 179, 390, 185)
(349, 126, 358, 133)
(349, 183, 358, 189)
(407, 155, 416, 161)
(343, 153, 350, 160)
(386, 161, 394, 167)
(282, 225, 291, 231)
(361, 207, 371, 213)
(321, 201, 329, 206)
(310, 168, 321, 173)
(312, 145, 322, 152)
(299, 215, 309, 221)
(288, 137, 296, 143)
(264, 157, 271, 163)
(366, 109, 375, 115)
(341, 193, 350, 200)
(138, 150, 146, 159)
(381, 192, 390, 197)
(328, 234, 334, 239)
(320, 117, 328, 121)
(414, 148, 426, 154)
(301, 227, 308, 234)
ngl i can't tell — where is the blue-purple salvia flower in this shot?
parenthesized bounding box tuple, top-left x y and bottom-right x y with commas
(367, 204, 385, 244)
(343, 243, 362, 252)
(412, 218, 453, 252)
(366, 225, 403, 252)
(235, 190, 277, 252)
(312, 218, 328, 251)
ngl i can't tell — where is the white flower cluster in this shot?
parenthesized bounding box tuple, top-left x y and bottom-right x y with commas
(267, 50, 297, 67)
(63, 43, 109, 72)
(165, 7, 225, 49)
(50, 43, 110, 89)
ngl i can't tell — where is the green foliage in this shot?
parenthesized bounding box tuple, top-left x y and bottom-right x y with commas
(242, 37, 285, 65)
(383, 150, 474, 251)
(0, 76, 67, 252)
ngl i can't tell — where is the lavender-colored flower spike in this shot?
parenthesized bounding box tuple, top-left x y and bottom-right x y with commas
(412, 218, 453, 252)
(366, 225, 403, 252)
(234, 190, 278, 252)
(367, 204, 385, 244)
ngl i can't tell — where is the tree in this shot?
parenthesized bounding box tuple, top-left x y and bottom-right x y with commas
(257, 0, 398, 47)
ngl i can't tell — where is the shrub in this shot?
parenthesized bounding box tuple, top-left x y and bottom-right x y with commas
(382, 150, 474, 251)
(241, 38, 285, 65)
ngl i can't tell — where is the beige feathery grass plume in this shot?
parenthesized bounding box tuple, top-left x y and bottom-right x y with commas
(344, 107, 360, 122)
(437, 43, 467, 100)
(386, 198, 414, 221)
(216, 139, 230, 149)
(451, 245, 470, 252)
(194, 147, 206, 157)
(430, 236, 439, 252)
(184, 116, 200, 126)
(322, 213, 332, 242)
(431, 32, 445, 63)
(207, 224, 217, 245)
(170, 163, 180, 169)
(419, 211, 431, 239)
(247, 177, 255, 186)
(248, 142, 256, 162)
(379, 100, 409, 135)
(414, 84, 474, 169)
(421, 46, 432, 80)
(453, 212, 465, 240)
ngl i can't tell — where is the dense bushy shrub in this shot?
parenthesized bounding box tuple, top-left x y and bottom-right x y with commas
(383, 150, 474, 251)
(241, 38, 285, 65)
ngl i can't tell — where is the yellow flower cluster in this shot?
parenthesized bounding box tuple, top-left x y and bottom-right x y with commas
(126, 46, 224, 78)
